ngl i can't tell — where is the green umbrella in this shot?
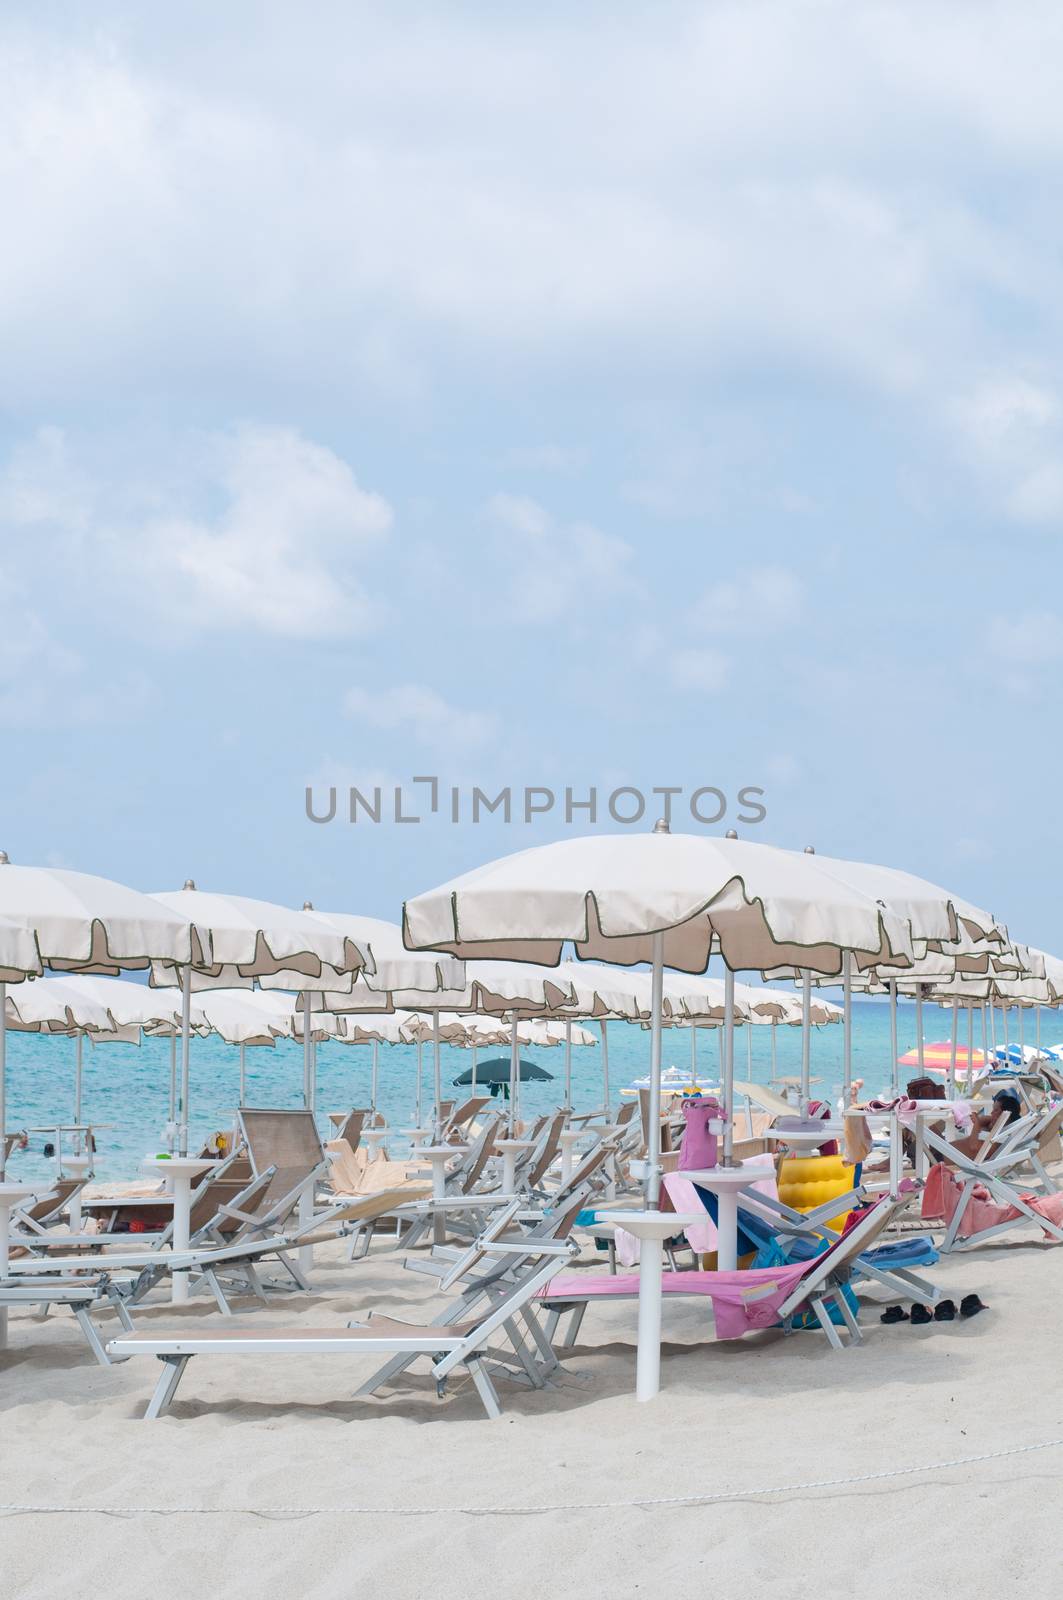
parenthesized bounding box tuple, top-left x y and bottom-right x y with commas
(453, 1055, 554, 1099)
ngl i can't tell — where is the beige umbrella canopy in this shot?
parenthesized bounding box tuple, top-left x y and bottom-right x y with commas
(403, 826, 1002, 1403)
(148, 884, 373, 1146)
(2, 976, 117, 1035)
(0, 912, 43, 983)
(277, 913, 464, 996)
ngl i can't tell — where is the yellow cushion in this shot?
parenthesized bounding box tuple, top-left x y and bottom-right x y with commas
(777, 1153, 856, 1232)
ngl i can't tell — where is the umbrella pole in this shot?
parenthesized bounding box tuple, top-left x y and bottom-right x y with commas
(745, 1022, 752, 1079)
(690, 1022, 696, 1080)
(967, 1005, 974, 1090)
(723, 966, 736, 1162)
(889, 982, 899, 1097)
(800, 971, 812, 1116)
(1018, 1004, 1025, 1066)
(948, 1001, 958, 1096)
(990, 1000, 997, 1052)
(1002, 1001, 1009, 1067)
(432, 1010, 441, 1134)
(915, 990, 925, 1074)
(239, 1043, 246, 1106)
(416, 1040, 423, 1126)
(302, 993, 314, 1111)
(981, 1004, 988, 1069)
(470, 1040, 478, 1093)
(509, 1009, 519, 1133)
(178, 965, 192, 1158)
(635, 930, 666, 1404)
(1036, 1005, 1042, 1054)
(564, 1019, 572, 1114)
(74, 1033, 83, 1149)
(168, 1033, 177, 1152)
(371, 1040, 379, 1115)
(770, 1019, 777, 1082)
(600, 1019, 609, 1114)
(842, 952, 852, 1103)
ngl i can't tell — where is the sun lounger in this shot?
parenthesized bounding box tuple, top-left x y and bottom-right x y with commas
(109, 1236, 579, 1420)
(539, 1186, 920, 1354)
(921, 1107, 1063, 1251)
(0, 1276, 137, 1365)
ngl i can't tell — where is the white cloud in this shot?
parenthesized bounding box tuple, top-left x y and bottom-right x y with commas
(690, 566, 804, 632)
(136, 425, 392, 636)
(0, 422, 394, 640)
(343, 684, 497, 749)
(948, 378, 1063, 528)
(668, 647, 729, 694)
(988, 612, 1063, 663)
(486, 492, 633, 623)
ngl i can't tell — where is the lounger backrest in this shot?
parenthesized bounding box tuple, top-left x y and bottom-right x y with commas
(237, 1108, 327, 1226)
(459, 1118, 501, 1191)
(446, 1097, 489, 1134)
(525, 1112, 566, 1188)
(336, 1110, 367, 1151)
(22, 1178, 81, 1225)
(783, 1189, 916, 1302)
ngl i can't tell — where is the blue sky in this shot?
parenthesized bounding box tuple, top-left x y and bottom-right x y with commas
(2, 2, 1062, 948)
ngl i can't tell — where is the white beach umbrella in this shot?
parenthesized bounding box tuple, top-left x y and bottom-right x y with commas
(149, 884, 370, 1149)
(0, 860, 204, 1175)
(0, 857, 205, 1343)
(403, 825, 995, 1401)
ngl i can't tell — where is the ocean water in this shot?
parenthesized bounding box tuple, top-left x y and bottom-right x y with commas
(4, 995, 1032, 1185)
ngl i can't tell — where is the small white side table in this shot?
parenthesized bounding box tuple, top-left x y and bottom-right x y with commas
(558, 1128, 585, 1186)
(495, 1138, 535, 1193)
(419, 1144, 468, 1243)
(594, 1207, 704, 1402)
(680, 1166, 762, 1272)
(139, 1157, 213, 1304)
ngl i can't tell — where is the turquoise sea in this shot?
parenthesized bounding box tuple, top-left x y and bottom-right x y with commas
(5, 995, 1038, 1185)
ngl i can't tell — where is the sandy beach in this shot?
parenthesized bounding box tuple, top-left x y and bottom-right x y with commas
(3, 1230, 1060, 1600)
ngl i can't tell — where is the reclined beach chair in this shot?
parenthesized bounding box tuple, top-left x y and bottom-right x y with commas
(0, 1275, 137, 1365)
(920, 1105, 1063, 1252)
(538, 1184, 921, 1355)
(108, 1231, 581, 1420)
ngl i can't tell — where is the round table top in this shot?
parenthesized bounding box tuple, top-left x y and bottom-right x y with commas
(765, 1129, 837, 1151)
(0, 1181, 44, 1203)
(139, 1156, 215, 1178)
(419, 1144, 469, 1159)
(595, 1207, 704, 1239)
(495, 1138, 536, 1152)
(678, 1165, 763, 1190)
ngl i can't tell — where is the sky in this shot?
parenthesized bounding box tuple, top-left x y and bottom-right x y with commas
(2, 1, 1063, 950)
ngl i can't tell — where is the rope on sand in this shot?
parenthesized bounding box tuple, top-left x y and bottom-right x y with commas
(2, 1435, 1062, 1519)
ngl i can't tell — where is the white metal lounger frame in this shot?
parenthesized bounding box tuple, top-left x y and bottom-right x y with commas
(540, 1186, 920, 1356)
(921, 1119, 1063, 1252)
(110, 1241, 578, 1420)
(0, 1277, 136, 1366)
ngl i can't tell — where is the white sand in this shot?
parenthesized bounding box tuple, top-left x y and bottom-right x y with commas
(2, 1234, 1061, 1600)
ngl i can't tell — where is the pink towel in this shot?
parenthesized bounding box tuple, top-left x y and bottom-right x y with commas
(540, 1263, 812, 1339)
(922, 1161, 1063, 1239)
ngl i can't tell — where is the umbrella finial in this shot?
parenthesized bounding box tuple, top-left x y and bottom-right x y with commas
(725, 829, 738, 840)
(0, 850, 8, 864)
(804, 844, 816, 854)
(652, 817, 670, 834)
(183, 878, 197, 890)
(302, 900, 314, 911)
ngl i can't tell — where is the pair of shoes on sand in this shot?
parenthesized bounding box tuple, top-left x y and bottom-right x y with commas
(880, 1295, 988, 1325)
